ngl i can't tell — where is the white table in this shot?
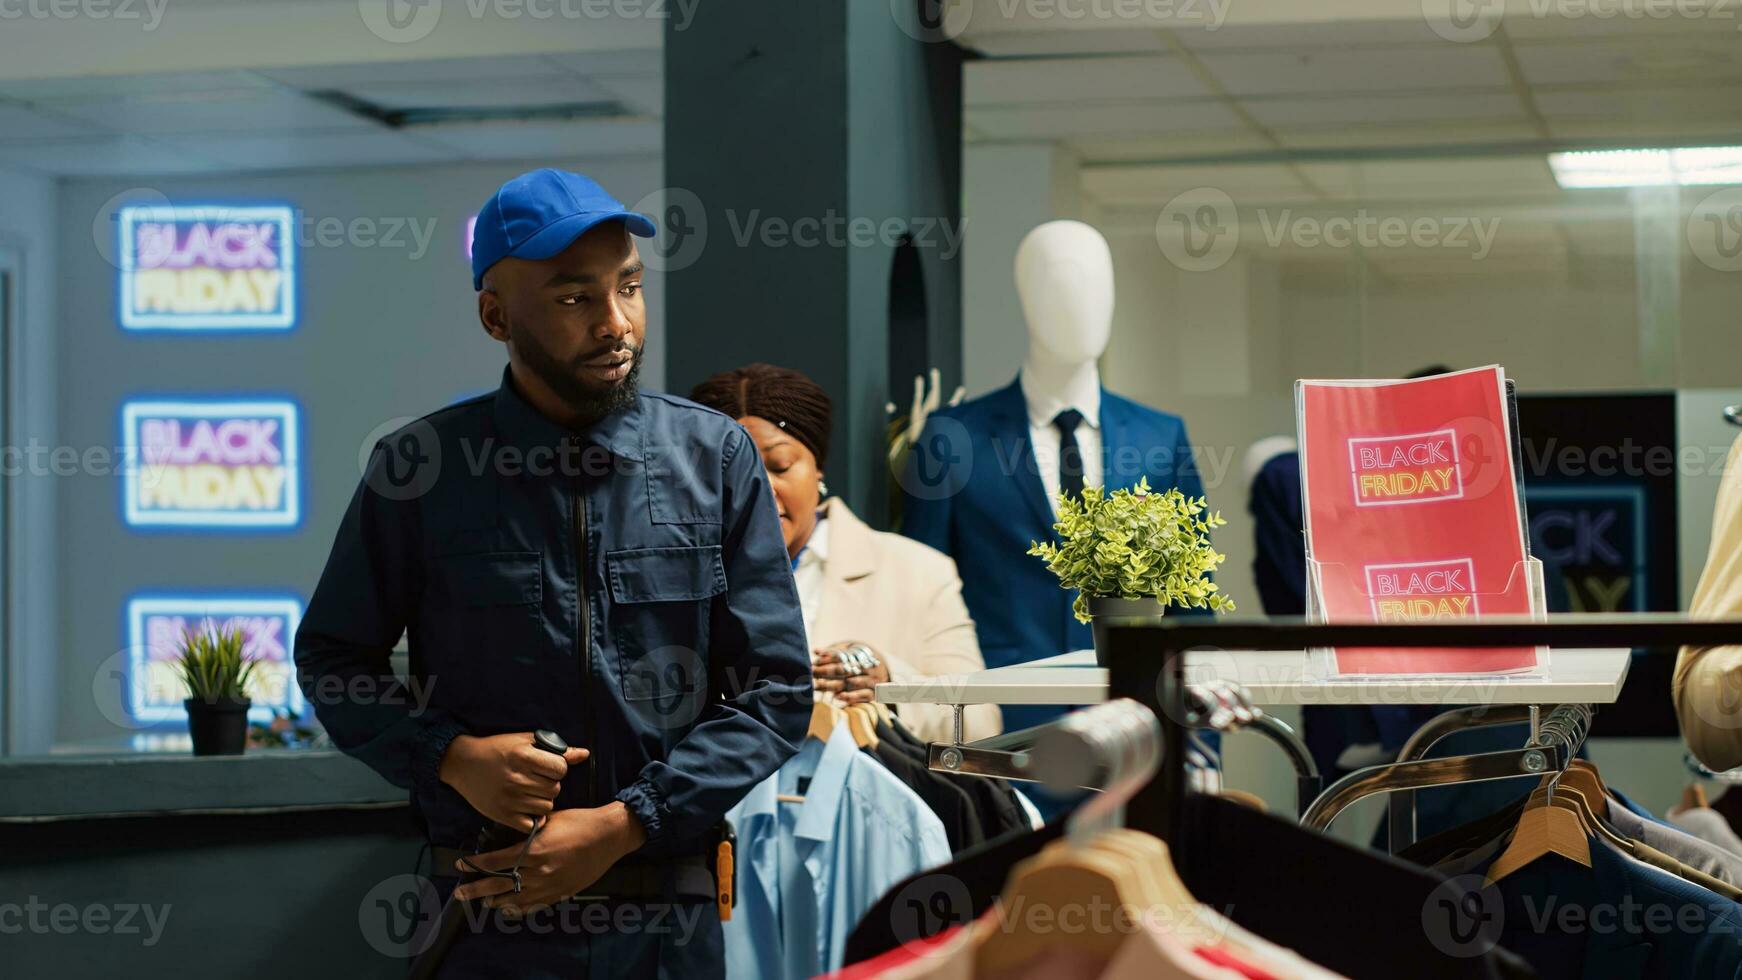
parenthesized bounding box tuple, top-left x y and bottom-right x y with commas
(875, 648, 1634, 708)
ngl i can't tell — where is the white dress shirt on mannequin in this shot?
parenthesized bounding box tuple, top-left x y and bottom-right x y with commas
(1023, 375, 1103, 517)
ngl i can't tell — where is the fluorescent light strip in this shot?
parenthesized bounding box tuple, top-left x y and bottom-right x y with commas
(1549, 147, 1742, 189)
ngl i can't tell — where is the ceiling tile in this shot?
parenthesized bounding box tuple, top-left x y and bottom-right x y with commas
(1242, 90, 1524, 127)
(967, 101, 1241, 139)
(1068, 131, 1274, 163)
(1195, 45, 1508, 96)
(341, 77, 616, 111)
(0, 136, 224, 176)
(409, 119, 661, 159)
(1273, 120, 1543, 150)
(1294, 158, 1562, 200)
(50, 90, 378, 136)
(963, 29, 1168, 57)
(1534, 85, 1742, 122)
(966, 55, 1208, 106)
(589, 74, 662, 116)
(538, 49, 663, 77)
(0, 70, 276, 102)
(256, 55, 572, 89)
(0, 105, 105, 141)
(1082, 162, 1307, 205)
(166, 130, 463, 171)
(1174, 19, 1455, 50)
(1499, 11, 1737, 39)
(1513, 36, 1742, 86)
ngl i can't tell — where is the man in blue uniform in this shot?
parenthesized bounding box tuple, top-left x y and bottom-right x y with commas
(295, 169, 811, 977)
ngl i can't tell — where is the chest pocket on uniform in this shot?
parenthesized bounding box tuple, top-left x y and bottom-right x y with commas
(606, 545, 724, 702)
(428, 552, 546, 680)
(436, 552, 543, 607)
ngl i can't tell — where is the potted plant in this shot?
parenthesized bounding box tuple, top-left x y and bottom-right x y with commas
(175, 622, 258, 756)
(1028, 477, 1235, 666)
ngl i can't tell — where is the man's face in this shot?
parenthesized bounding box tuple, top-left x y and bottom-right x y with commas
(478, 221, 647, 419)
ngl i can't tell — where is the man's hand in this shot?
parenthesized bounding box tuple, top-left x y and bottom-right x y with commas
(451, 802, 648, 915)
(438, 732, 590, 832)
(812, 642, 891, 706)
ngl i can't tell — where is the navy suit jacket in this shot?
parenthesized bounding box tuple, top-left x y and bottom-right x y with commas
(898, 378, 1207, 731)
(1473, 840, 1742, 979)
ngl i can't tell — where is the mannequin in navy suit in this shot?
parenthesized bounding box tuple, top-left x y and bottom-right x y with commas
(900, 220, 1208, 734)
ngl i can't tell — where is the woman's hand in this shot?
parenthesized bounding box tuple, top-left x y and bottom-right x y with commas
(812, 641, 891, 705)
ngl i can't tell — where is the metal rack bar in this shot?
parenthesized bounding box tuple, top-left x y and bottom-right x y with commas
(926, 685, 1321, 815)
(1106, 617, 1742, 847)
(1303, 703, 1592, 834)
(1386, 704, 1536, 851)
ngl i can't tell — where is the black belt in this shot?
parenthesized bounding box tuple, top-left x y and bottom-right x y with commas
(429, 845, 716, 901)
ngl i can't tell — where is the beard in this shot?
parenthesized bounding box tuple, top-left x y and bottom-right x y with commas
(513, 328, 642, 423)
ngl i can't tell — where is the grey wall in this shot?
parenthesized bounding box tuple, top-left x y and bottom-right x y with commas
(0, 165, 60, 755)
(51, 156, 664, 749)
(664, 1, 962, 529)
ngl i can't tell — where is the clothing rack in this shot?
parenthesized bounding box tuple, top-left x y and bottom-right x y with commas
(927, 681, 1319, 813)
(1386, 704, 1535, 849)
(1301, 703, 1593, 836)
(1021, 699, 1163, 842)
(1102, 614, 1742, 847)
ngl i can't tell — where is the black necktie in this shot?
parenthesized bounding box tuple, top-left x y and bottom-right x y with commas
(1054, 409, 1085, 503)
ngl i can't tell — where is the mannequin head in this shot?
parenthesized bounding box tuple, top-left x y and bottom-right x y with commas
(1014, 220, 1114, 368)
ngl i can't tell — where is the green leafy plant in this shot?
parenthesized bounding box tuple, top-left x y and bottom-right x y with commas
(174, 621, 259, 704)
(1028, 477, 1235, 624)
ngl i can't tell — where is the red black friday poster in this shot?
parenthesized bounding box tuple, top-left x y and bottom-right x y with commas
(1298, 366, 1539, 674)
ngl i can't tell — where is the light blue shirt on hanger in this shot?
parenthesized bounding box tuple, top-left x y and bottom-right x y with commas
(723, 721, 951, 980)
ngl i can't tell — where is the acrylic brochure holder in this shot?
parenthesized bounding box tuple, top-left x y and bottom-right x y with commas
(1303, 556, 1550, 681)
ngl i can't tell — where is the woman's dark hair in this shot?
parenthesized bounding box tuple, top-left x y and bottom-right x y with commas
(690, 363, 833, 468)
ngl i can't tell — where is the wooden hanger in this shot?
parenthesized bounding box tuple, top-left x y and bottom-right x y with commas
(1567, 759, 1613, 800)
(844, 703, 880, 750)
(807, 698, 843, 744)
(1486, 785, 1593, 884)
(972, 841, 1147, 974)
(1683, 783, 1711, 811)
(1553, 780, 1633, 852)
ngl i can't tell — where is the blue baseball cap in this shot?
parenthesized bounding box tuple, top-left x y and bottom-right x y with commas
(471, 169, 656, 290)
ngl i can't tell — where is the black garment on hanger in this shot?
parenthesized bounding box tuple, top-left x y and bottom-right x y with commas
(1398, 794, 1531, 868)
(866, 730, 984, 853)
(844, 793, 1537, 979)
(878, 717, 1031, 842)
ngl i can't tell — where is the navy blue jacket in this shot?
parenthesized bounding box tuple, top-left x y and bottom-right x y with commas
(898, 378, 1207, 732)
(1474, 839, 1742, 979)
(295, 368, 811, 855)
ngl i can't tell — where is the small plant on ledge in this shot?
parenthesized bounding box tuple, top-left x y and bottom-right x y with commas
(1028, 477, 1235, 625)
(175, 621, 258, 756)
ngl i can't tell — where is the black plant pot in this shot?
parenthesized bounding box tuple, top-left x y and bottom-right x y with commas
(185, 697, 251, 756)
(1088, 596, 1167, 668)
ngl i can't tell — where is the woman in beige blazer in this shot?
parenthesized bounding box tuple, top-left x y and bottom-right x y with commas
(691, 364, 1001, 744)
